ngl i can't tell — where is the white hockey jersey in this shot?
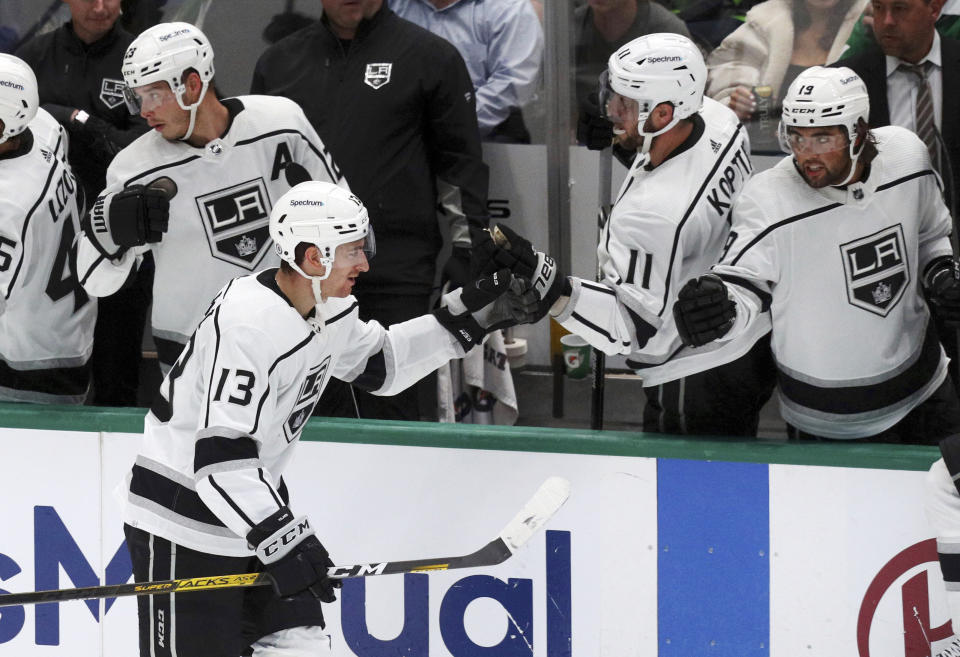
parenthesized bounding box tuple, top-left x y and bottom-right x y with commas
(119, 269, 465, 555)
(555, 97, 770, 386)
(714, 126, 952, 438)
(0, 108, 96, 403)
(77, 95, 347, 367)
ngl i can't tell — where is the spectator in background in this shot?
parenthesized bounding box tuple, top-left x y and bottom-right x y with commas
(573, 0, 690, 157)
(0, 55, 96, 404)
(16, 0, 151, 407)
(835, 0, 960, 392)
(706, 0, 866, 149)
(835, 0, 959, 209)
(252, 0, 490, 421)
(574, 0, 691, 114)
(841, 0, 960, 57)
(389, 0, 544, 143)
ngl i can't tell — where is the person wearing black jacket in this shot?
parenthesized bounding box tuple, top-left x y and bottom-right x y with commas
(252, 0, 490, 421)
(17, 0, 152, 408)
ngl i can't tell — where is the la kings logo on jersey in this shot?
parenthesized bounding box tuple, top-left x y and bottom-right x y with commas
(196, 177, 273, 269)
(840, 224, 909, 317)
(284, 356, 330, 442)
(100, 78, 125, 109)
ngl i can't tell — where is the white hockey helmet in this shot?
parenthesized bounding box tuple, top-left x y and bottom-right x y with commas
(0, 54, 38, 146)
(779, 66, 870, 183)
(270, 181, 375, 285)
(121, 22, 215, 139)
(601, 33, 706, 164)
(780, 66, 869, 138)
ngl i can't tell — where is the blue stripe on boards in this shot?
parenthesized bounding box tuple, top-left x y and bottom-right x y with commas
(658, 459, 769, 656)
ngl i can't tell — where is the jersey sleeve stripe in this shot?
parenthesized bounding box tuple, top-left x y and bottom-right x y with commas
(206, 473, 255, 528)
(350, 350, 387, 391)
(580, 281, 616, 295)
(194, 434, 259, 472)
(250, 333, 315, 435)
(717, 273, 772, 311)
(728, 202, 843, 266)
(656, 124, 744, 317)
(258, 468, 284, 508)
(125, 155, 202, 186)
(876, 169, 937, 192)
(570, 311, 619, 344)
(234, 129, 337, 183)
(202, 306, 224, 429)
(78, 253, 107, 288)
(622, 306, 657, 349)
(130, 462, 229, 529)
(325, 301, 358, 325)
(7, 132, 63, 297)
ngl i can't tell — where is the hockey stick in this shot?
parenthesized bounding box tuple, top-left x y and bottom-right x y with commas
(592, 148, 613, 430)
(0, 477, 569, 607)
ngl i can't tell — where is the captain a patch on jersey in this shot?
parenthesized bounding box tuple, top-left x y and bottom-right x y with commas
(840, 224, 909, 317)
(195, 177, 273, 269)
(284, 356, 330, 442)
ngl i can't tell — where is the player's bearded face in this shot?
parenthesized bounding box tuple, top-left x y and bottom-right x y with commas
(318, 239, 370, 299)
(788, 126, 853, 188)
(605, 92, 643, 149)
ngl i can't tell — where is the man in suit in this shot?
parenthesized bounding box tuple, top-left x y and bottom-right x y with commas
(836, 0, 960, 391)
(836, 0, 960, 211)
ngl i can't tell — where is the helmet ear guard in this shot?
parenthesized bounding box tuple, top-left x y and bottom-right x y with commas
(0, 54, 38, 146)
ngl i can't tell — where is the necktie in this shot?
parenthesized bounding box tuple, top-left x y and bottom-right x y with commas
(899, 61, 940, 172)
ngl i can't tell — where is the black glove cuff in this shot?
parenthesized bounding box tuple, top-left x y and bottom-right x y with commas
(924, 255, 956, 291)
(247, 507, 316, 566)
(82, 195, 125, 260)
(246, 506, 296, 547)
(433, 306, 485, 351)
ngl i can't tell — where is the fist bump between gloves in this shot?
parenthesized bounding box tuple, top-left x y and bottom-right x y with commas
(473, 224, 572, 322)
(433, 268, 538, 350)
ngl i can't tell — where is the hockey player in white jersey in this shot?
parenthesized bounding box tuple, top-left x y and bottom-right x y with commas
(77, 22, 348, 372)
(0, 54, 96, 403)
(673, 65, 960, 442)
(120, 181, 530, 656)
(477, 33, 774, 434)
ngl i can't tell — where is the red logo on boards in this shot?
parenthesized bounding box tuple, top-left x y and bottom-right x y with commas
(857, 539, 958, 657)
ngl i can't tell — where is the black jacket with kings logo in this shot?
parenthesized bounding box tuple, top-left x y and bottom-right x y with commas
(251, 6, 489, 296)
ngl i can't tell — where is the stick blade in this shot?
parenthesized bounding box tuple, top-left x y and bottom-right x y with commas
(498, 476, 570, 553)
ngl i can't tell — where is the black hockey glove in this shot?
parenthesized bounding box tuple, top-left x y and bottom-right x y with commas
(434, 268, 536, 351)
(924, 256, 960, 326)
(474, 224, 572, 314)
(109, 184, 170, 245)
(673, 274, 737, 347)
(247, 507, 340, 602)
